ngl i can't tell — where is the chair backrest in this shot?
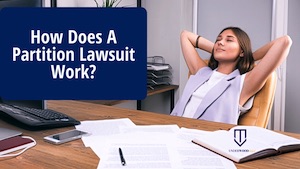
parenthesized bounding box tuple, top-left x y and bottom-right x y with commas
(238, 71, 277, 128)
(188, 60, 277, 128)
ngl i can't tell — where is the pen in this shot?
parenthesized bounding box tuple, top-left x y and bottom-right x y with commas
(119, 147, 126, 166)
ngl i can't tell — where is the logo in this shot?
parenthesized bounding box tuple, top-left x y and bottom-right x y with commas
(234, 129, 247, 147)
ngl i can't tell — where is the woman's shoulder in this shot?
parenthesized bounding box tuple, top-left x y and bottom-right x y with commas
(195, 66, 213, 75)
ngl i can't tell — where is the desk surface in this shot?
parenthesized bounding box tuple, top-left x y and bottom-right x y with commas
(1, 100, 300, 169)
(146, 84, 178, 96)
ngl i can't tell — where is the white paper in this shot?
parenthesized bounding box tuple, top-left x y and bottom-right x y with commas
(97, 134, 181, 169)
(76, 119, 236, 169)
(175, 128, 236, 169)
(75, 118, 136, 147)
(120, 124, 180, 134)
(89, 125, 180, 162)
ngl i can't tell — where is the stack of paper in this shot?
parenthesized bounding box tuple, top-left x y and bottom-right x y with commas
(76, 118, 236, 169)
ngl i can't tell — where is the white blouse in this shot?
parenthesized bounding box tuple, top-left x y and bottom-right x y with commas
(183, 70, 252, 118)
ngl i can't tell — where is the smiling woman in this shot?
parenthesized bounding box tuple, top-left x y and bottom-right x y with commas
(170, 27, 292, 125)
(209, 27, 254, 75)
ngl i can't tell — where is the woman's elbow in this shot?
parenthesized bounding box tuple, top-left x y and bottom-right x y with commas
(281, 35, 293, 48)
(180, 30, 190, 40)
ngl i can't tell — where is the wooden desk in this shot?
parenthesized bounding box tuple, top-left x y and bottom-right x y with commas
(1, 100, 300, 169)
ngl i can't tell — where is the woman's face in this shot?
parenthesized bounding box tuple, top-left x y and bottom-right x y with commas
(213, 29, 242, 62)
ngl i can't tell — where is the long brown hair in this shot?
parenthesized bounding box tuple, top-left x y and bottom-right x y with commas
(208, 27, 254, 74)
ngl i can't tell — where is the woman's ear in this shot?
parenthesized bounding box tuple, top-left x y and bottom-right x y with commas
(239, 50, 244, 57)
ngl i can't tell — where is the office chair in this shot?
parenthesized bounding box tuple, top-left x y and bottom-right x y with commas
(188, 60, 277, 128)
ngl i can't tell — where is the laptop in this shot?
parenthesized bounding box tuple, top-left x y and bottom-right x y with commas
(0, 128, 22, 141)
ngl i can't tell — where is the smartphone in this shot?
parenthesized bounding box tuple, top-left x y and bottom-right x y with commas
(43, 129, 89, 145)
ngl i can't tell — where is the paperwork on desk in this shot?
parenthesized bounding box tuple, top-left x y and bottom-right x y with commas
(76, 118, 236, 169)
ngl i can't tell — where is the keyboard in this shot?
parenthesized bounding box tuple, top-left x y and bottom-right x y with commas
(0, 103, 80, 130)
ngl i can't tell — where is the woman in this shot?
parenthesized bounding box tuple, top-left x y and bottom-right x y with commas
(171, 27, 292, 124)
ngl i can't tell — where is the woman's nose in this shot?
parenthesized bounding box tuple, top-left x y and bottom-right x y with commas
(218, 40, 224, 46)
